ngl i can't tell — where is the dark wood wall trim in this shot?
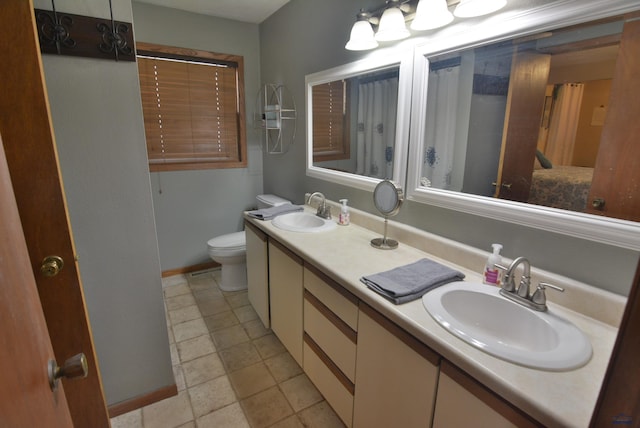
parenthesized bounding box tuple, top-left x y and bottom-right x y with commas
(161, 261, 219, 278)
(108, 384, 177, 418)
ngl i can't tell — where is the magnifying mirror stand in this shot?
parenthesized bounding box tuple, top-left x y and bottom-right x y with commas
(371, 216, 398, 250)
(371, 180, 403, 250)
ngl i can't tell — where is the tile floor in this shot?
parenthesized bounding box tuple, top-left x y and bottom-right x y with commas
(110, 270, 345, 428)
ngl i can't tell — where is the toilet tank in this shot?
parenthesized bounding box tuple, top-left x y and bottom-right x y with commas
(256, 194, 291, 209)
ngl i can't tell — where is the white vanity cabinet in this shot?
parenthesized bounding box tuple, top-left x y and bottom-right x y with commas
(302, 264, 359, 427)
(245, 218, 550, 427)
(245, 221, 270, 328)
(353, 303, 440, 428)
(268, 239, 304, 365)
(432, 361, 540, 428)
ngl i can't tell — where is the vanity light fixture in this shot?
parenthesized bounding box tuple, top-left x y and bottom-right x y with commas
(345, 0, 507, 51)
(411, 0, 454, 31)
(453, 0, 507, 17)
(375, 0, 411, 42)
(345, 11, 379, 51)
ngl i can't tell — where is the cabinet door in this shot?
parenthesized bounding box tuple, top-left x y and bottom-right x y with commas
(353, 303, 440, 428)
(433, 361, 540, 428)
(245, 221, 270, 328)
(268, 239, 304, 365)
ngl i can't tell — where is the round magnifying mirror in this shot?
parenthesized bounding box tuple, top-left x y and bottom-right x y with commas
(371, 180, 403, 250)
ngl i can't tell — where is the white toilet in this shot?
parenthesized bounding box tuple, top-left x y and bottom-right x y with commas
(207, 194, 290, 291)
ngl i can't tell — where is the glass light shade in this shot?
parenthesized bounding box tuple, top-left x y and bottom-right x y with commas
(411, 0, 454, 31)
(454, 0, 507, 17)
(375, 7, 410, 41)
(345, 19, 379, 51)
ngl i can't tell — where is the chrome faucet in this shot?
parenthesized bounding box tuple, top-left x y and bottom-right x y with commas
(307, 192, 331, 219)
(503, 256, 531, 298)
(496, 257, 564, 311)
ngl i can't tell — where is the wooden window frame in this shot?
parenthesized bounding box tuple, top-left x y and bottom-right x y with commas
(312, 80, 351, 162)
(136, 42, 247, 172)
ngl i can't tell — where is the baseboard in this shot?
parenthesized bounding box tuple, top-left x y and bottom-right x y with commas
(108, 383, 178, 418)
(162, 261, 219, 278)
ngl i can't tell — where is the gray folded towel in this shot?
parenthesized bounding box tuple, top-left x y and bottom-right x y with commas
(361, 258, 465, 304)
(247, 204, 303, 220)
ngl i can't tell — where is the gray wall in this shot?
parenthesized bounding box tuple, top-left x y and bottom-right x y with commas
(132, 2, 264, 272)
(35, 0, 173, 406)
(259, 0, 640, 296)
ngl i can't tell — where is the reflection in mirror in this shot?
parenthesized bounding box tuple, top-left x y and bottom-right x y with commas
(408, 9, 640, 250)
(312, 67, 399, 180)
(371, 180, 403, 250)
(306, 50, 413, 191)
(418, 18, 622, 214)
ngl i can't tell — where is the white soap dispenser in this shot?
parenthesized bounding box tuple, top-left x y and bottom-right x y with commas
(483, 243, 503, 286)
(338, 199, 350, 226)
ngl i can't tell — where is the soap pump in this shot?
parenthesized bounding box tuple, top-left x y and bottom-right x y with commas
(338, 199, 350, 226)
(483, 243, 503, 286)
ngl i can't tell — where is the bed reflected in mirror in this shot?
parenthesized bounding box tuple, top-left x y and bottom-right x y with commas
(416, 18, 623, 216)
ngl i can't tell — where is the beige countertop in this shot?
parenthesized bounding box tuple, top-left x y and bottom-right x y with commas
(244, 203, 624, 428)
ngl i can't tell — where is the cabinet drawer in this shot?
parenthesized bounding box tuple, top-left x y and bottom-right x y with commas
(304, 291, 357, 382)
(304, 338, 354, 427)
(304, 264, 359, 331)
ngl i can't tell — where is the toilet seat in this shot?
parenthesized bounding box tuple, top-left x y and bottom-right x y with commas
(207, 231, 246, 257)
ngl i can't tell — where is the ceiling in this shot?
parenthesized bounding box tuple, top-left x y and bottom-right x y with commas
(135, 0, 290, 23)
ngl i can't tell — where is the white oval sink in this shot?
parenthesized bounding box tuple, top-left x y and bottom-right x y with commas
(272, 212, 337, 233)
(422, 281, 592, 371)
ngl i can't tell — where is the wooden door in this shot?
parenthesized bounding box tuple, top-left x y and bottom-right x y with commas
(585, 14, 640, 221)
(495, 49, 551, 202)
(0, 1, 109, 426)
(0, 135, 74, 428)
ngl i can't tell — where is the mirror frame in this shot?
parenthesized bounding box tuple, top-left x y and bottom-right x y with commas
(406, 0, 640, 251)
(306, 48, 414, 191)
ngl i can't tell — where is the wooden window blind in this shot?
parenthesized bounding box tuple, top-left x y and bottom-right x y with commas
(312, 80, 351, 162)
(136, 42, 246, 171)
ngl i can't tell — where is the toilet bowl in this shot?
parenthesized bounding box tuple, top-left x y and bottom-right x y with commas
(207, 194, 290, 291)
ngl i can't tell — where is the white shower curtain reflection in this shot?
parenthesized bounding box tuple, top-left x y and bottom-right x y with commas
(422, 66, 460, 189)
(356, 77, 398, 179)
(545, 83, 584, 165)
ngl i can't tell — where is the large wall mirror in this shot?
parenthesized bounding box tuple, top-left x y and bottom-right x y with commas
(407, 1, 640, 250)
(306, 50, 414, 191)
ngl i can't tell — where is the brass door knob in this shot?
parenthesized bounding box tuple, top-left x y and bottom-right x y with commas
(48, 353, 88, 391)
(40, 255, 64, 277)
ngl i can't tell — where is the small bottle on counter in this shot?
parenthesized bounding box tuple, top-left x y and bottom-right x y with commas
(483, 243, 503, 286)
(338, 199, 350, 226)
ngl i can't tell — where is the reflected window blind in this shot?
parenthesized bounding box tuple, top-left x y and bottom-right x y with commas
(312, 80, 350, 160)
(138, 55, 242, 171)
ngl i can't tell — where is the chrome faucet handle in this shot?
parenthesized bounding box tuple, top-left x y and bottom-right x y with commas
(318, 204, 331, 219)
(494, 264, 513, 292)
(531, 282, 564, 307)
(517, 275, 532, 299)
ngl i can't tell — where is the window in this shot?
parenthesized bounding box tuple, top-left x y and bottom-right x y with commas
(312, 80, 351, 162)
(136, 42, 247, 171)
